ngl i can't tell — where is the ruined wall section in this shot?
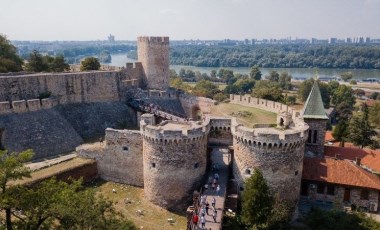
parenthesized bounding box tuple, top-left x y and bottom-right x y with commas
(231, 117, 309, 205)
(141, 119, 208, 208)
(137, 36, 169, 90)
(0, 71, 120, 103)
(179, 94, 216, 119)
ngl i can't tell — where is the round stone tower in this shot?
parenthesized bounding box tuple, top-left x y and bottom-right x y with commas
(231, 115, 309, 207)
(140, 119, 208, 209)
(137, 36, 169, 90)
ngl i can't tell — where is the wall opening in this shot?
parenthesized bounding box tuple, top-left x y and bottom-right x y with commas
(280, 118, 284, 126)
(194, 163, 199, 169)
(191, 105, 202, 121)
(151, 162, 156, 168)
(123, 146, 129, 151)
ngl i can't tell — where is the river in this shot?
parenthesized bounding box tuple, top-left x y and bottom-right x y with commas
(109, 53, 380, 80)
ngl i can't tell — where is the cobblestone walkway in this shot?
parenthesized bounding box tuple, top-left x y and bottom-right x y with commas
(197, 148, 230, 230)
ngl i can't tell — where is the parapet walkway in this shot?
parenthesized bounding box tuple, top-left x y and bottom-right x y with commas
(196, 148, 230, 230)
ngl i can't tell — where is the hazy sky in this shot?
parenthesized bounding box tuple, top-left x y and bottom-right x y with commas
(1, 0, 380, 41)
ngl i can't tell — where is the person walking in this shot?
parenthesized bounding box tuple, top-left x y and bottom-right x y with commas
(200, 215, 206, 229)
(213, 209, 217, 223)
(192, 214, 199, 226)
(216, 184, 220, 195)
(201, 206, 206, 217)
(205, 201, 210, 215)
(212, 197, 216, 208)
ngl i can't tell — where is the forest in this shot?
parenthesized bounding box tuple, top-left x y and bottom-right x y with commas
(169, 44, 380, 69)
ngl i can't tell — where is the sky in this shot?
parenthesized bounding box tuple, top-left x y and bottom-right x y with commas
(1, 0, 380, 41)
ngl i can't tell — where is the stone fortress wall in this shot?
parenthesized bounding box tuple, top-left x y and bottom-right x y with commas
(137, 36, 170, 90)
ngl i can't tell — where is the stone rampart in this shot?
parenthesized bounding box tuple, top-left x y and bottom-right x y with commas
(141, 119, 208, 208)
(229, 94, 294, 115)
(0, 98, 59, 115)
(0, 71, 121, 103)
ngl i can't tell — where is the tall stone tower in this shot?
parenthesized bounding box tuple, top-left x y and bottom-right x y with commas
(302, 81, 329, 156)
(137, 36, 169, 90)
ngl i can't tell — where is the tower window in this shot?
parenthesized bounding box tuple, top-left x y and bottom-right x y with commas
(295, 170, 298, 176)
(151, 163, 156, 168)
(123, 146, 129, 151)
(308, 130, 312, 143)
(245, 169, 251, 175)
(194, 163, 199, 169)
(313, 130, 318, 143)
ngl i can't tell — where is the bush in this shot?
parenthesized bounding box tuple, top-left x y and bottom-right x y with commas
(350, 80, 357, 85)
(213, 93, 227, 102)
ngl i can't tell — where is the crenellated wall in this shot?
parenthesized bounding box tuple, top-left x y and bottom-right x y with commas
(141, 119, 208, 209)
(229, 94, 294, 115)
(0, 98, 58, 115)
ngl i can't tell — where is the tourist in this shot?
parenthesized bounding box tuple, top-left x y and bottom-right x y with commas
(205, 201, 210, 215)
(214, 173, 219, 182)
(201, 206, 206, 217)
(212, 197, 216, 207)
(192, 214, 199, 226)
(208, 176, 213, 186)
(211, 182, 215, 192)
(216, 184, 220, 195)
(200, 215, 206, 229)
(213, 209, 217, 223)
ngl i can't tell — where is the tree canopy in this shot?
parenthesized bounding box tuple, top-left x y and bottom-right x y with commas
(0, 34, 23, 73)
(252, 80, 284, 102)
(25, 50, 70, 72)
(80, 57, 101, 71)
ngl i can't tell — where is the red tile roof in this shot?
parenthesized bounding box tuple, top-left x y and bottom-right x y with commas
(303, 157, 380, 190)
(325, 131, 334, 142)
(324, 146, 380, 172)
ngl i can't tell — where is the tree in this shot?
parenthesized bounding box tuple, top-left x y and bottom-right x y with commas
(0, 34, 23, 73)
(278, 72, 292, 90)
(242, 169, 273, 229)
(369, 101, 380, 128)
(0, 149, 34, 230)
(369, 92, 380, 100)
(192, 80, 220, 99)
(340, 71, 353, 82)
(335, 102, 354, 120)
(250, 65, 262, 80)
(253, 80, 283, 102)
(218, 68, 235, 85)
(25, 50, 48, 72)
(265, 70, 279, 82)
(50, 55, 70, 72)
(332, 120, 350, 147)
(331, 85, 355, 107)
(80, 57, 100, 71)
(348, 104, 378, 148)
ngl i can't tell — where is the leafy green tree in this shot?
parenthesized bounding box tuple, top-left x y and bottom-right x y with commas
(348, 104, 378, 148)
(25, 50, 48, 72)
(253, 80, 283, 102)
(218, 68, 235, 85)
(331, 85, 355, 107)
(369, 92, 380, 100)
(169, 69, 178, 78)
(0, 149, 34, 230)
(210, 69, 217, 79)
(80, 57, 100, 71)
(369, 101, 380, 128)
(278, 72, 292, 90)
(327, 81, 340, 94)
(169, 76, 191, 91)
(242, 169, 273, 229)
(340, 71, 353, 82)
(50, 55, 70, 72)
(265, 70, 279, 82)
(213, 93, 227, 102)
(332, 120, 350, 147)
(283, 95, 296, 105)
(192, 80, 220, 99)
(0, 34, 23, 73)
(350, 80, 357, 85)
(335, 102, 354, 120)
(250, 65, 262, 80)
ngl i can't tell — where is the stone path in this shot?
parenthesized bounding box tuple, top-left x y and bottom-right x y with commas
(26, 153, 77, 171)
(197, 148, 230, 230)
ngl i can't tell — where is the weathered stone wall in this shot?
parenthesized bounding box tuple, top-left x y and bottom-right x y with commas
(231, 118, 308, 204)
(179, 94, 216, 119)
(208, 117, 233, 146)
(93, 129, 144, 186)
(304, 118, 327, 156)
(0, 98, 58, 115)
(141, 120, 208, 208)
(229, 94, 294, 115)
(0, 71, 121, 103)
(0, 109, 83, 159)
(56, 102, 137, 140)
(137, 36, 169, 90)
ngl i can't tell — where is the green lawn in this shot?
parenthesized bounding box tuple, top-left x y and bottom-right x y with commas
(211, 102, 277, 127)
(94, 181, 187, 230)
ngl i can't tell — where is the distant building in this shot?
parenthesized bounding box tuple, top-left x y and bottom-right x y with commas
(108, 34, 115, 42)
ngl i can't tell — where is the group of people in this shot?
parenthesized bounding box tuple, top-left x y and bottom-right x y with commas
(192, 194, 218, 229)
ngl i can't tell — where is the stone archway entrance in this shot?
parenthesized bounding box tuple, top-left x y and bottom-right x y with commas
(191, 105, 202, 120)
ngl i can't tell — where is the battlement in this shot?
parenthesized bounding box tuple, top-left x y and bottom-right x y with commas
(0, 98, 58, 115)
(125, 62, 143, 69)
(230, 94, 294, 115)
(137, 36, 169, 44)
(141, 119, 208, 144)
(231, 118, 309, 152)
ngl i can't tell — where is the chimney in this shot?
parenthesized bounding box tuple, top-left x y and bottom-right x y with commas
(335, 154, 340, 160)
(355, 157, 361, 166)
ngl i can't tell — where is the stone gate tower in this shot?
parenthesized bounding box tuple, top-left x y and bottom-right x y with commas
(302, 81, 328, 156)
(137, 36, 169, 90)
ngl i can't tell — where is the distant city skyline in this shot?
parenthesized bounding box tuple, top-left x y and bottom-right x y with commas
(1, 0, 380, 41)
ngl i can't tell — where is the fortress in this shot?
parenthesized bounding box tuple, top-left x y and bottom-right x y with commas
(0, 36, 328, 213)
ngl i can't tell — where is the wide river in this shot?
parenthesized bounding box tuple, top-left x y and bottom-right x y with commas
(109, 53, 380, 80)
